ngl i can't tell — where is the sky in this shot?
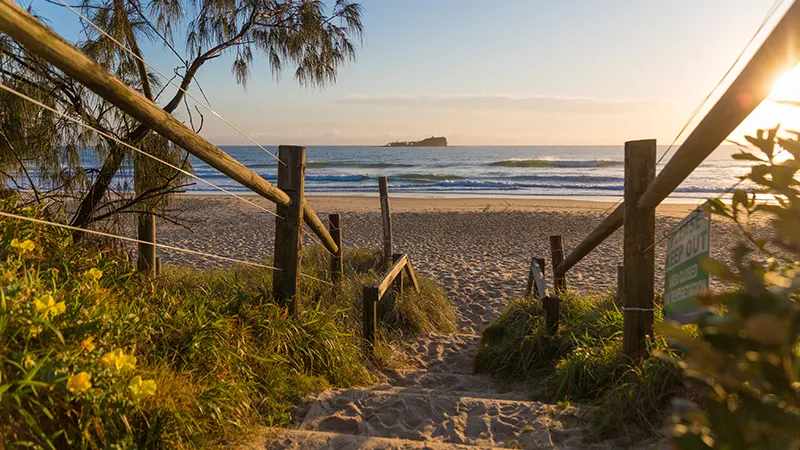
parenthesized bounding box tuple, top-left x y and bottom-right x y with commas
(31, 0, 800, 146)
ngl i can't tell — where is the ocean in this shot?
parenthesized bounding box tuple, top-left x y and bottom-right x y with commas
(187, 145, 752, 200)
(25, 145, 753, 201)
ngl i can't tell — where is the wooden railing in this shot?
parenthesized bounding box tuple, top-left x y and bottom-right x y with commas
(524, 254, 560, 335)
(362, 253, 420, 354)
(0, 0, 339, 256)
(0, 0, 351, 314)
(549, 2, 800, 358)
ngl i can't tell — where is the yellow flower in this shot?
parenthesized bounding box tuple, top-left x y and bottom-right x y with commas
(81, 337, 96, 352)
(67, 371, 92, 393)
(100, 349, 137, 372)
(84, 268, 103, 282)
(10, 238, 35, 254)
(128, 376, 156, 400)
(34, 294, 66, 320)
(23, 355, 35, 370)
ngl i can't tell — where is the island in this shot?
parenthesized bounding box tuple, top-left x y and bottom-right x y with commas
(385, 136, 448, 147)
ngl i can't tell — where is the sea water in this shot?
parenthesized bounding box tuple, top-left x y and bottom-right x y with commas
(22, 145, 755, 200)
(189, 145, 752, 200)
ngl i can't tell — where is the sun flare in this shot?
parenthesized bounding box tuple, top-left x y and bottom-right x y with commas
(771, 64, 800, 101)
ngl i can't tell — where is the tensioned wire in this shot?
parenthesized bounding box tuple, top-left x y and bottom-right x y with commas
(0, 81, 332, 251)
(49, 0, 336, 247)
(54, 0, 285, 166)
(0, 82, 286, 222)
(597, 0, 785, 220)
(54, 0, 353, 230)
(0, 210, 279, 270)
(0, 211, 335, 285)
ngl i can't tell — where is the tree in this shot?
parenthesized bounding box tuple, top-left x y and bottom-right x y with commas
(0, 0, 364, 229)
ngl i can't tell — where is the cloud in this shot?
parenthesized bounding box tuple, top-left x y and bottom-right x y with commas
(333, 93, 670, 115)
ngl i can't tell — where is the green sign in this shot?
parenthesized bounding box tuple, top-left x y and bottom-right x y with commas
(663, 208, 711, 324)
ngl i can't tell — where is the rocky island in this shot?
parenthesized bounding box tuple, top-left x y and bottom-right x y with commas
(385, 136, 448, 147)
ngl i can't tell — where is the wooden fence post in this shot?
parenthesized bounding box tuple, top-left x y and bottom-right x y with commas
(363, 286, 379, 353)
(622, 139, 656, 360)
(550, 235, 565, 292)
(329, 214, 343, 284)
(378, 177, 392, 267)
(616, 264, 624, 305)
(543, 296, 560, 336)
(136, 214, 156, 274)
(273, 146, 306, 313)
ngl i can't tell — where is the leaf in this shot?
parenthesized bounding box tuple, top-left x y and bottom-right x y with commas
(702, 258, 737, 281)
(706, 400, 747, 450)
(733, 189, 749, 212)
(732, 152, 764, 162)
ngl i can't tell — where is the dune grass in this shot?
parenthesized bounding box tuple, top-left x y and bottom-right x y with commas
(474, 291, 685, 441)
(0, 202, 453, 449)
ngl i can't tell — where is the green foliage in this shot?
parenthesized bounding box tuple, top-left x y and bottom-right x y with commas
(1, 0, 365, 228)
(378, 277, 457, 335)
(0, 200, 453, 448)
(660, 127, 800, 449)
(475, 292, 684, 441)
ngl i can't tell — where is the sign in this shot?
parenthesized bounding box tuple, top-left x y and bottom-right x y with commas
(663, 207, 711, 324)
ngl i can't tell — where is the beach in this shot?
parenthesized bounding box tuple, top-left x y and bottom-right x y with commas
(158, 194, 761, 334)
(192, 194, 768, 448)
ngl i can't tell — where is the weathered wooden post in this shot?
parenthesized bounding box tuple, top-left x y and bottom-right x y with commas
(550, 235, 565, 292)
(622, 139, 656, 360)
(616, 264, 624, 305)
(524, 257, 535, 298)
(273, 145, 306, 313)
(543, 296, 560, 336)
(328, 214, 343, 284)
(378, 177, 392, 267)
(136, 214, 156, 274)
(363, 286, 379, 354)
(525, 257, 547, 299)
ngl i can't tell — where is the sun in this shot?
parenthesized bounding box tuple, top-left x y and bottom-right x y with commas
(733, 63, 800, 138)
(770, 63, 800, 101)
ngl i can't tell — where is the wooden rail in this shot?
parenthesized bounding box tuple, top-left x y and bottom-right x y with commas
(362, 253, 420, 353)
(523, 256, 559, 335)
(556, 0, 800, 277)
(524, 257, 547, 299)
(0, 0, 339, 255)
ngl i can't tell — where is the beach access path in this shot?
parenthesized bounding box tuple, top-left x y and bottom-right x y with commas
(156, 196, 761, 449)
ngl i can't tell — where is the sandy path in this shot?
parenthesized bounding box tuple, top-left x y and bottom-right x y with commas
(157, 195, 757, 334)
(153, 195, 758, 449)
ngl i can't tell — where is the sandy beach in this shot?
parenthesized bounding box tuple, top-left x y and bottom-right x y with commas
(153, 194, 765, 448)
(157, 194, 756, 334)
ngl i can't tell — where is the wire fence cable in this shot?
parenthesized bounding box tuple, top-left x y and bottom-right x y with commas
(0, 82, 286, 222)
(0, 211, 334, 285)
(55, 0, 284, 166)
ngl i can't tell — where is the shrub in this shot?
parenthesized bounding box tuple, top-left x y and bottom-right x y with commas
(0, 200, 454, 448)
(660, 127, 800, 448)
(475, 292, 684, 441)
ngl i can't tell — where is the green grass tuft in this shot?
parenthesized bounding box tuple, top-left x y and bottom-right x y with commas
(0, 201, 453, 448)
(378, 277, 457, 335)
(475, 291, 685, 441)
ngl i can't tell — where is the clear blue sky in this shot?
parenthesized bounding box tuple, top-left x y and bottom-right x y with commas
(31, 0, 799, 145)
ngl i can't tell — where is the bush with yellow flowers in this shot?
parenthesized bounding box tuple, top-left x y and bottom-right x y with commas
(0, 199, 453, 448)
(1, 207, 157, 448)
